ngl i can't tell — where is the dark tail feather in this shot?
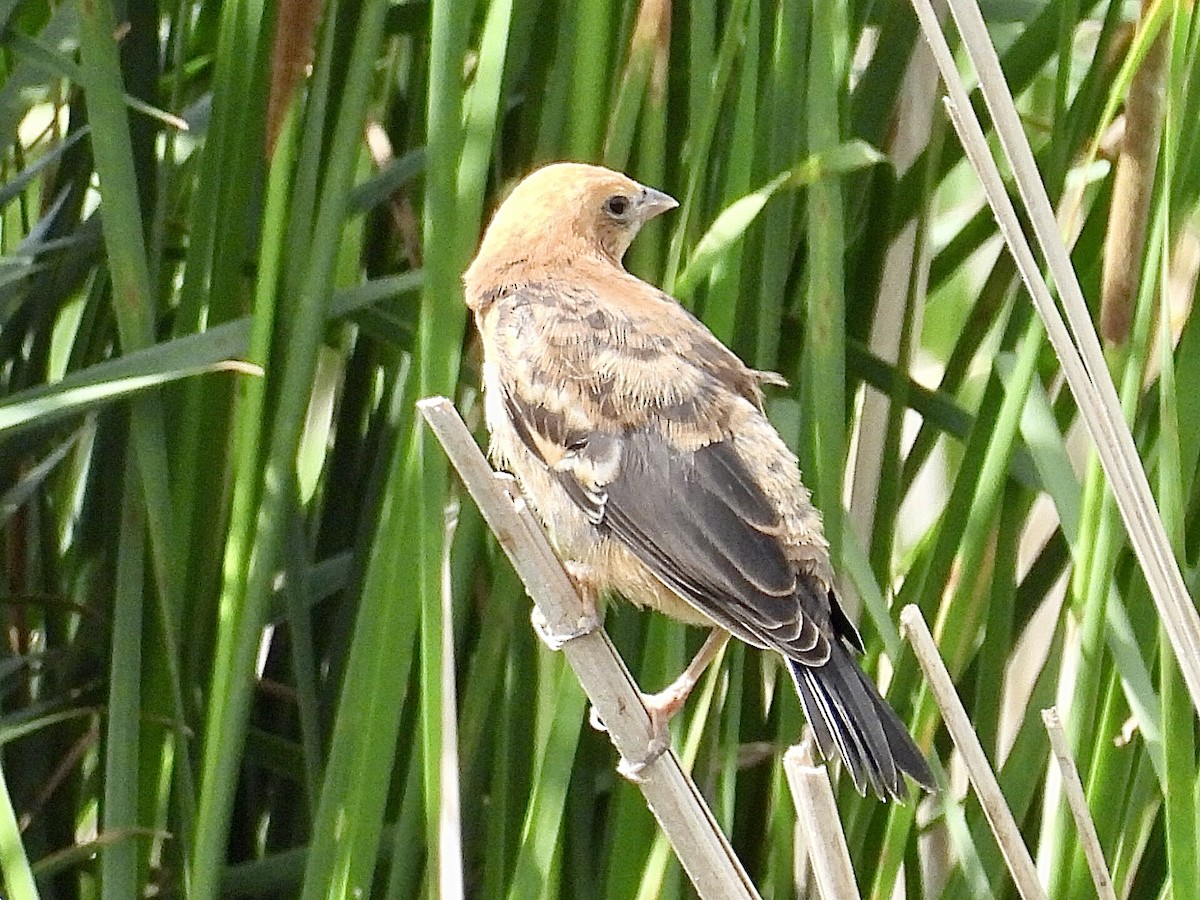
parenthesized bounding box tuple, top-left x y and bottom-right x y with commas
(789, 645, 935, 801)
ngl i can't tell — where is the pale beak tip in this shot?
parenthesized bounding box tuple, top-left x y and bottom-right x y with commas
(637, 186, 679, 220)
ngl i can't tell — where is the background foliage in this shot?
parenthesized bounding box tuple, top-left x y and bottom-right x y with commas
(0, 0, 1198, 897)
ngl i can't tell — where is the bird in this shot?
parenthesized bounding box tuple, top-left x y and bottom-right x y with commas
(463, 161, 935, 801)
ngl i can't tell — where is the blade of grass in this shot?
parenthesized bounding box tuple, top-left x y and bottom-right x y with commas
(415, 0, 475, 887)
(602, 0, 667, 169)
(662, 0, 751, 292)
(504, 654, 587, 900)
(802, 0, 850, 564)
(750, 0, 806, 366)
(0, 271, 421, 438)
(100, 462, 145, 900)
(0, 362, 260, 435)
(1154, 8, 1198, 895)
(0, 757, 39, 900)
(298, 364, 423, 899)
(673, 143, 883, 303)
(77, 0, 198, 871)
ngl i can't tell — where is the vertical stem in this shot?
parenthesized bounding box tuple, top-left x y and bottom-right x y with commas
(804, 0, 848, 561)
(419, 0, 474, 883)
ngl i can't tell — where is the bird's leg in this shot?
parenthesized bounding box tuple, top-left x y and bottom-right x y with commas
(529, 560, 603, 650)
(616, 628, 732, 781)
(643, 627, 732, 723)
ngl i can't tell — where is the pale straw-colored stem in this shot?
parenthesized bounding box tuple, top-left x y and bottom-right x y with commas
(1041, 707, 1118, 900)
(901, 606, 1047, 900)
(418, 397, 761, 900)
(783, 743, 862, 900)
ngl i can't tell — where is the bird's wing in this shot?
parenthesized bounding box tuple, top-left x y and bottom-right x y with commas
(502, 387, 833, 666)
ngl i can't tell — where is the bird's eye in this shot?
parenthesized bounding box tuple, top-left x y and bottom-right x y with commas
(604, 195, 631, 219)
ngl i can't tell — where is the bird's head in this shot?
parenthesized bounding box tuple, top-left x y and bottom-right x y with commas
(464, 163, 678, 305)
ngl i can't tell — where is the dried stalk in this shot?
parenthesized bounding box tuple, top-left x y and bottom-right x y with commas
(418, 397, 761, 900)
(900, 606, 1047, 900)
(1041, 708, 1118, 900)
(783, 744, 861, 900)
(1100, 5, 1170, 346)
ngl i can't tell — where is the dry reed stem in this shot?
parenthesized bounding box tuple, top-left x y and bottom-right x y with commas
(418, 397, 761, 900)
(1041, 708, 1118, 900)
(900, 606, 1047, 900)
(1099, 3, 1169, 345)
(438, 500, 465, 899)
(783, 743, 861, 900)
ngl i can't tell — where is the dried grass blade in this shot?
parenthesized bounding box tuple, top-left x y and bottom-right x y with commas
(901, 606, 1047, 900)
(1041, 708, 1118, 900)
(783, 744, 862, 900)
(417, 397, 761, 900)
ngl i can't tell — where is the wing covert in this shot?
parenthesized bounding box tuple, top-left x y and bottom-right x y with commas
(502, 386, 831, 664)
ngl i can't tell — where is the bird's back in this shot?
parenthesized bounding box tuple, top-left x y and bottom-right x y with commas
(474, 268, 837, 636)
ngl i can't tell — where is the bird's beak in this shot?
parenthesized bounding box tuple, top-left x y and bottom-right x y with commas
(636, 185, 679, 221)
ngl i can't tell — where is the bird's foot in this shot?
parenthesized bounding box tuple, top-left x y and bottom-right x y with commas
(596, 631, 733, 781)
(588, 688, 682, 782)
(530, 605, 601, 651)
(528, 559, 602, 650)
(637, 628, 730, 722)
(616, 730, 672, 782)
(613, 690, 686, 781)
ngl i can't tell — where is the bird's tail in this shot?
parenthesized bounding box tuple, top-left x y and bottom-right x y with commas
(789, 645, 935, 801)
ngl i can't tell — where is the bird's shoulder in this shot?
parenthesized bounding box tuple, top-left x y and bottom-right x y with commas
(477, 264, 763, 436)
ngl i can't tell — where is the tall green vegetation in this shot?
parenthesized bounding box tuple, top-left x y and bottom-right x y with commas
(0, 0, 1197, 897)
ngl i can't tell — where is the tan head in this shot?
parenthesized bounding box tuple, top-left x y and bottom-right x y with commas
(464, 162, 677, 305)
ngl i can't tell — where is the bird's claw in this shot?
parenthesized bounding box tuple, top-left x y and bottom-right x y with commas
(492, 471, 523, 506)
(530, 605, 601, 650)
(593, 691, 677, 782)
(616, 733, 671, 782)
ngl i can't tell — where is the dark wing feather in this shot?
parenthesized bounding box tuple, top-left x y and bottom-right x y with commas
(503, 385, 829, 663)
(601, 430, 796, 615)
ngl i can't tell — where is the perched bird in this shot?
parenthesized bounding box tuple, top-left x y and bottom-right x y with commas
(464, 162, 935, 800)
